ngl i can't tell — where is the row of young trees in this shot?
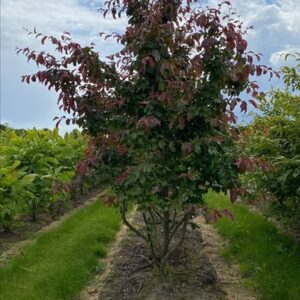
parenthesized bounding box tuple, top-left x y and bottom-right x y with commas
(240, 54, 300, 223)
(0, 126, 95, 232)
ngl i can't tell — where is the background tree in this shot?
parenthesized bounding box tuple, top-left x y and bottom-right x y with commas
(18, 0, 274, 271)
(240, 53, 300, 223)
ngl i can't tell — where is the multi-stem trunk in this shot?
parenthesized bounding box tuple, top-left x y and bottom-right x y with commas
(120, 199, 191, 273)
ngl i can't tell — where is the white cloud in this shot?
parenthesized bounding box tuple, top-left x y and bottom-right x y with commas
(207, 0, 300, 62)
(270, 47, 300, 67)
(1, 0, 300, 129)
(0, 0, 125, 130)
(1, 0, 126, 53)
(206, 0, 299, 95)
(233, 0, 299, 56)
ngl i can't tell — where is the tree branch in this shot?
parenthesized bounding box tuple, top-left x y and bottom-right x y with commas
(120, 200, 148, 242)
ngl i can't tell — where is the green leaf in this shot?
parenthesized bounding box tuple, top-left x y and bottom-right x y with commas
(20, 174, 37, 185)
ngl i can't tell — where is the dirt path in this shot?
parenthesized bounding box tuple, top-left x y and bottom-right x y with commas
(79, 215, 256, 300)
(197, 217, 257, 300)
(0, 187, 103, 264)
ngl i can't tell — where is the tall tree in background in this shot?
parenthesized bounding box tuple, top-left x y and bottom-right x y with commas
(19, 0, 274, 270)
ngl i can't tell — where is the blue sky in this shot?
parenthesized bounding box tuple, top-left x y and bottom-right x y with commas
(1, 0, 300, 133)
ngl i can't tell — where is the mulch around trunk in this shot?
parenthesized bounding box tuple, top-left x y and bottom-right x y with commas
(97, 215, 226, 300)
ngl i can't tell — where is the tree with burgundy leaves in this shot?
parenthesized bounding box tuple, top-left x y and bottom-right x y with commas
(19, 0, 276, 271)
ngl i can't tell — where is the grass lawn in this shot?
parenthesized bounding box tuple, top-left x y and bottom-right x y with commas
(0, 199, 121, 300)
(205, 191, 300, 300)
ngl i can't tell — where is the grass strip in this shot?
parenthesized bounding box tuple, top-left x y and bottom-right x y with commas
(205, 191, 300, 300)
(0, 199, 121, 300)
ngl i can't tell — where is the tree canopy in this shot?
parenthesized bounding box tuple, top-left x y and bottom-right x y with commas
(19, 0, 275, 270)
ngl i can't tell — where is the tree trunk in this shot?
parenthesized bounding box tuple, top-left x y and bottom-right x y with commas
(31, 210, 36, 222)
(120, 199, 192, 274)
(3, 225, 11, 233)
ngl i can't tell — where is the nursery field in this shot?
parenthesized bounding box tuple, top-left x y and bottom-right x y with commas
(1, 0, 300, 299)
(0, 126, 87, 231)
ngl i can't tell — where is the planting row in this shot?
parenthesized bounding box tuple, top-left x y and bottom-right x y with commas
(239, 54, 300, 224)
(0, 126, 99, 232)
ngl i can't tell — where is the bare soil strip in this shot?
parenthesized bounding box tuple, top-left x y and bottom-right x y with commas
(81, 214, 225, 300)
(80, 214, 257, 300)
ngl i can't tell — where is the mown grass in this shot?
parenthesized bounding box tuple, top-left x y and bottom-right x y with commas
(205, 191, 300, 300)
(0, 199, 121, 300)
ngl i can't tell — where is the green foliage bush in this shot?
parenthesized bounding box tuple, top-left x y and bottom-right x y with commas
(240, 54, 300, 222)
(0, 127, 87, 229)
